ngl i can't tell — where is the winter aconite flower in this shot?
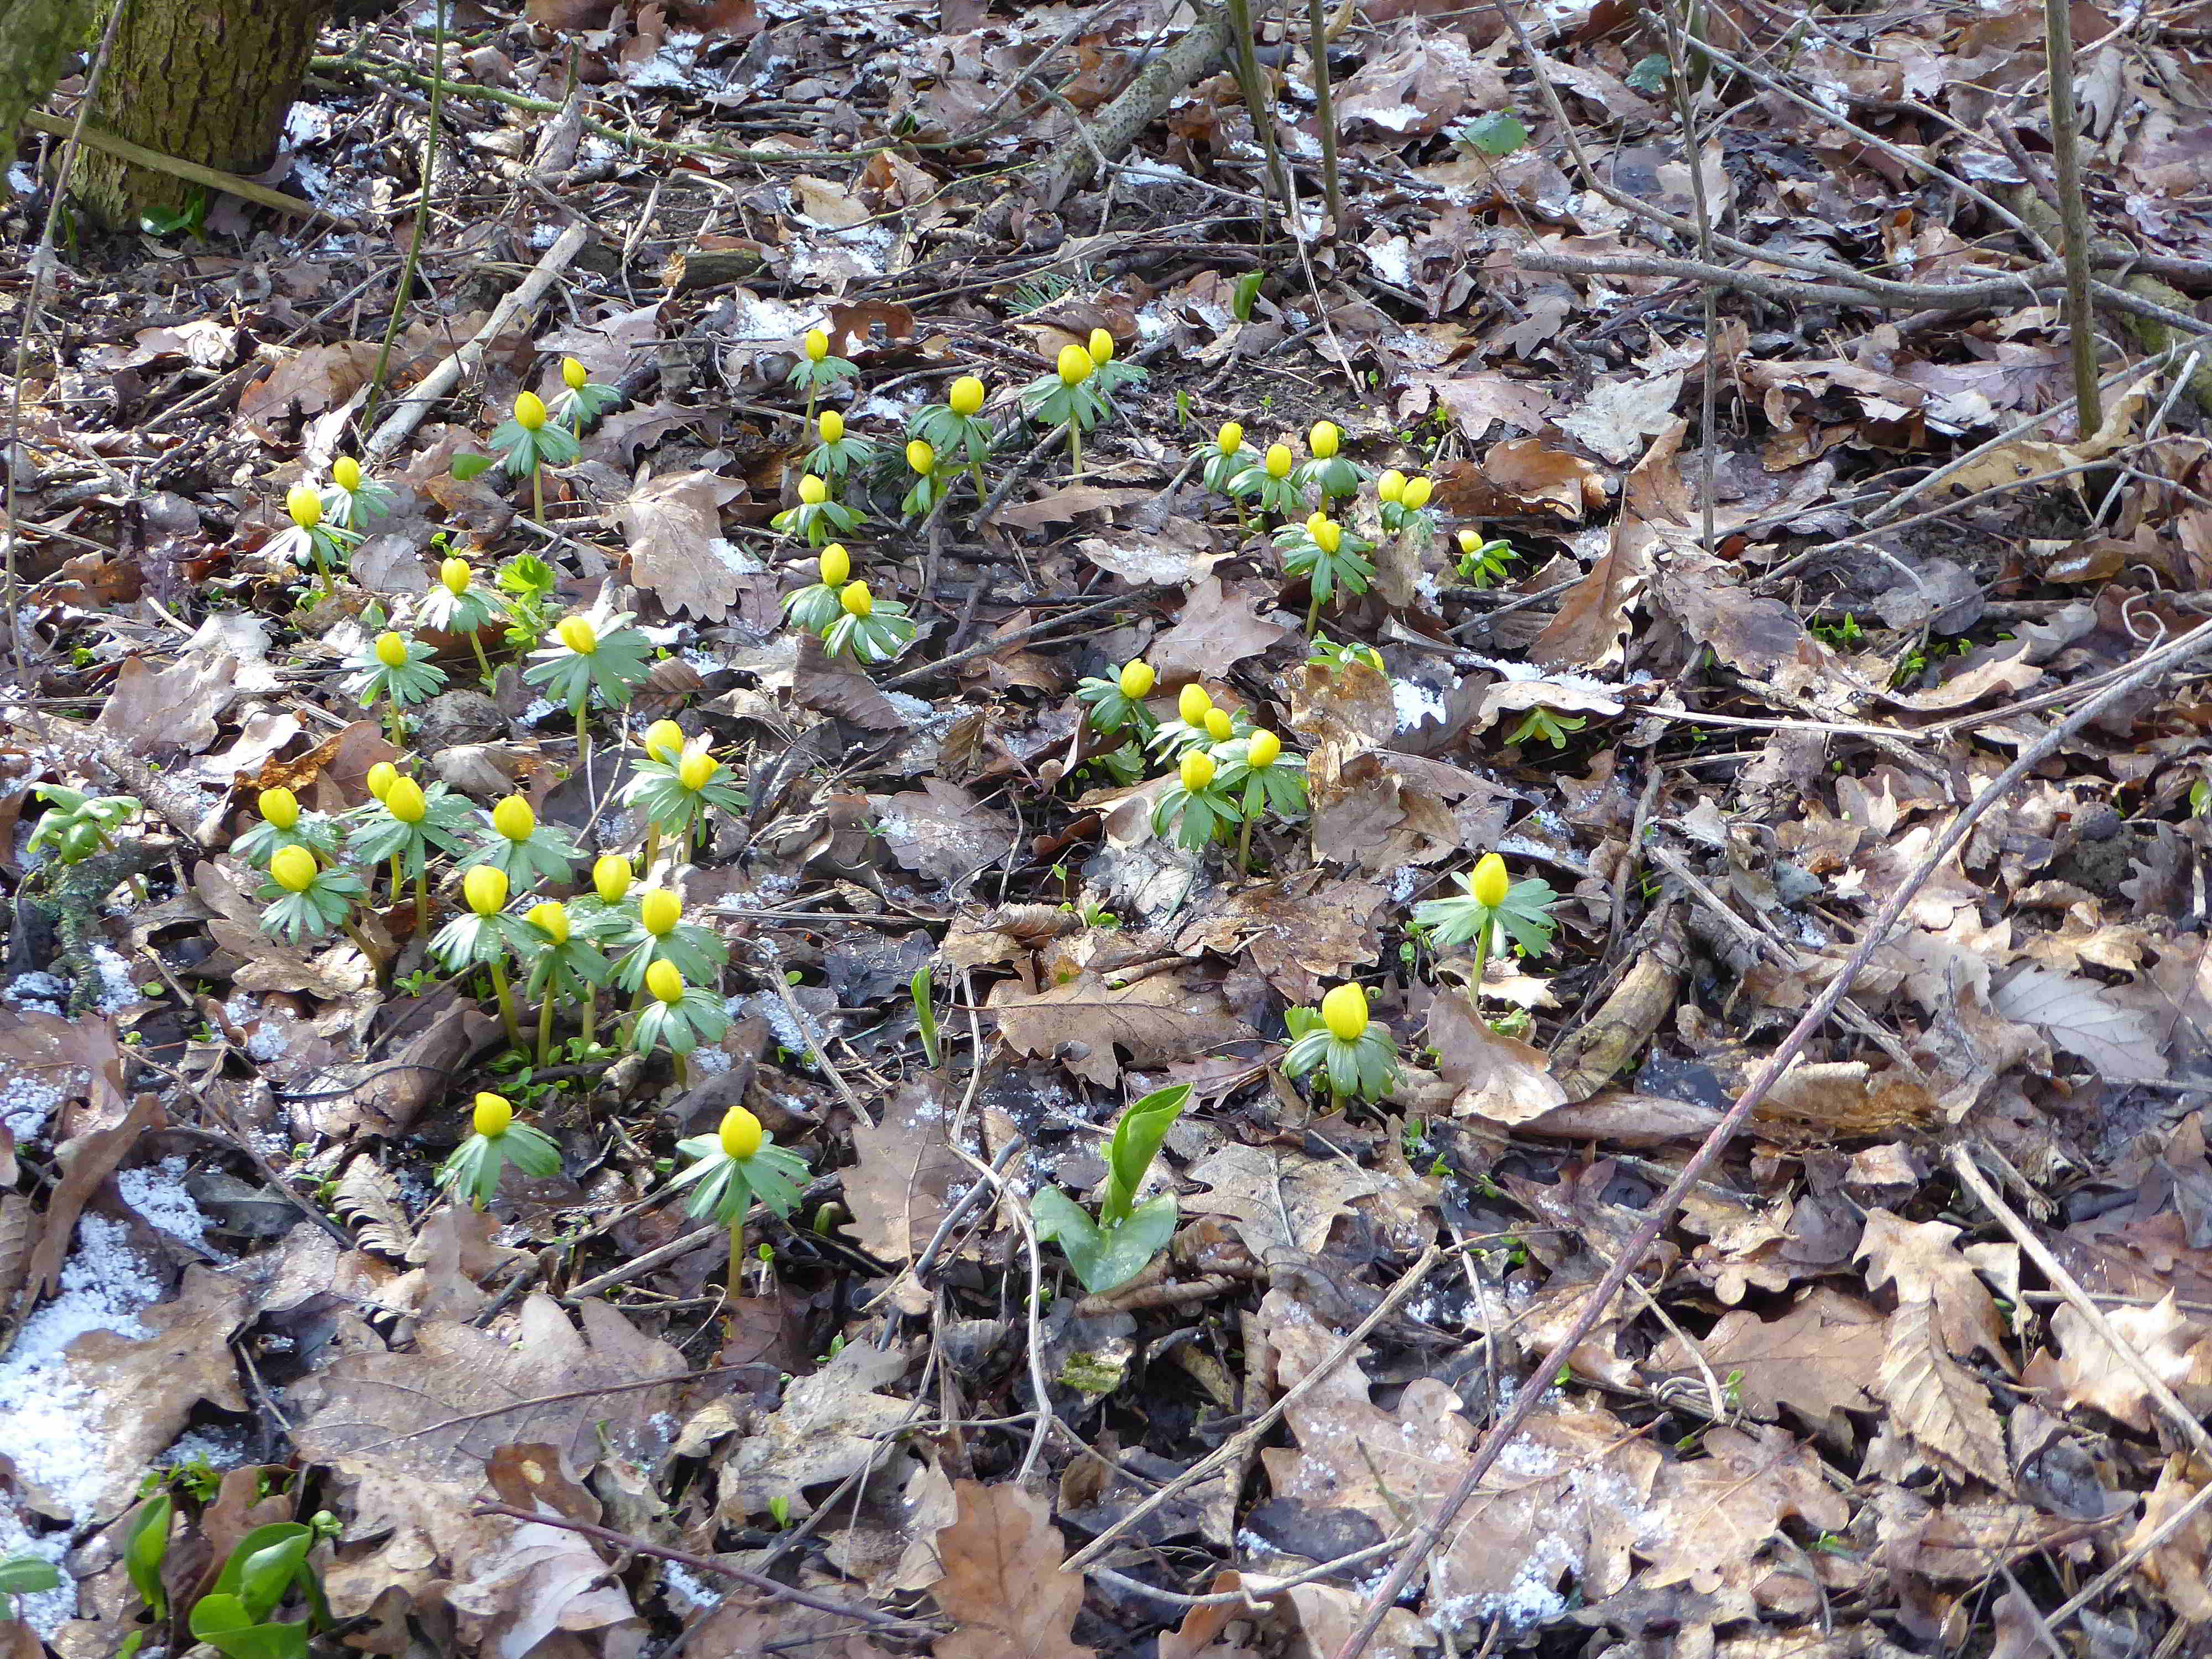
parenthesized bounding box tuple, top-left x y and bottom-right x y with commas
(319, 454, 395, 532)
(666, 1104, 810, 1303)
(610, 888, 729, 994)
(523, 607, 655, 756)
(633, 960, 732, 1074)
(1232, 440, 1306, 520)
(770, 471, 863, 547)
(1074, 657, 1159, 738)
(257, 843, 366, 945)
(346, 773, 474, 912)
(1022, 343, 1105, 476)
(431, 863, 528, 1043)
(912, 373, 996, 503)
(517, 899, 612, 1065)
(234, 785, 341, 869)
(551, 355, 619, 434)
(781, 544, 852, 634)
(1275, 512, 1376, 635)
(804, 405, 875, 480)
(787, 325, 857, 418)
(1412, 852, 1561, 1010)
(270, 479, 360, 601)
(1214, 726, 1307, 870)
(439, 1092, 562, 1209)
(1151, 744, 1240, 852)
(821, 579, 917, 666)
(622, 735, 747, 865)
(1150, 681, 1219, 759)
(1296, 420, 1364, 503)
(347, 630, 447, 747)
(900, 438, 947, 520)
(1198, 419, 1256, 498)
(463, 793, 582, 889)
(1284, 982, 1400, 1107)
(415, 556, 503, 678)
(1086, 325, 1146, 400)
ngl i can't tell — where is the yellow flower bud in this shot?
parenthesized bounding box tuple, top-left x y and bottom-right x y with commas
(562, 356, 588, 390)
(472, 1092, 512, 1137)
(513, 391, 547, 431)
(492, 795, 535, 842)
(639, 888, 680, 936)
(374, 631, 409, 669)
(268, 845, 317, 893)
(798, 474, 828, 505)
(1217, 421, 1243, 456)
(645, 958, 685, 1004)
(286, 483, 321, 529)
(1264, 444, 1292, 479)
(333, 456, 362, 492)
(528, 901, 571, 944)
(677, 751, 717, 791)
(464, 864, 509, 916)
(1378, 469, 1406, 504)
(1313, 518, 1343, 555)
(1306, 509, 1329, 535)
(819, 409, 845, 444)
(1117, 659, 1155, 700)
(1180, 749, 1216, 791)
(906, 439, 935, 476)
(1470, 852, 1510, 909)
(1248, 729, 1282, 768)
(948, 374, 985, 416)
(1459, 529, 1480, 554)
(841, 581, 873, 618)
(592, 853, 633, 903)
(644, 719, 686, 763)
(555, 615, 598, 655)
(1401, 476, 1433, 510)
(1056, 343, 1094, 385)
(1088, 326, 1116, 364)
(258, 786, 300, 830)
(1311, 421, 1340, 459)
(1177, 683, 1212, 725)
(1321, 982, 1368, 1041)
(1203, 707, 1234, 742)
(385, 777, 426, 823)
(819, 543, 851, 586)
(439, 556, 471, 596)
(719, 1105, 764, 1159)
(366, 761, 399, 801)
(803, 327, 830, 362)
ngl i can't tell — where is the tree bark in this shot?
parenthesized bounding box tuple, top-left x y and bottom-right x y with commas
(75, 0, 328, 229)
(0, 0, 97, 147)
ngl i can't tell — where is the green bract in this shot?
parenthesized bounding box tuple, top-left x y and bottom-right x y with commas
(521, 611, 655, 720)
(911, 401, 994, 470)
(822, 598, 917, 665)
(620, 753, 748, 845)
(804, 428, 877, 481)
(460, 810, 581, 889)
(1019, 367, 1105, 434)
(317, 473, 396, 533)
(439, 1114, 562, 1209)
(343, 781, 473, 877)
(781, 578, 845, 633)
(1150, 766, 1240, 852)
(1282, 1004, 1400, 1104)
(609, 912, 729, 994)
(1228, 463, 1306, 520)
(429, 899, 528, 973)
(1073, 675, 1156, 738)
(1214, 738, 1309, 821)
(233, 806, 343, 870)
(345, 632, 447, 713)
(633, 979, 731, 1057)
(415, 573, 504, 637)
(1031, 1083, 1191, 1295)
(28, 786, 142, 865)
(1276, 523, 1376, 633)
(1294, 450, 1365, 503)
(257, 862, 366, 945)
(1412, 868, 1561, 959)
(552, 373, 621, 433)
(669, 1122, 808, 1225)
(769, 491, 863, 547)
(491, 409, 580, 477)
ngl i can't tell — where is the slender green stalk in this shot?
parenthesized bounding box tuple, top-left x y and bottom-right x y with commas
(385, 702, 406, 752)
(1306, 588, 1324, 637)
(469, 630, 492, 683)
(362, 0, 446, 431)
(311, 541, 335, 604)
(1069, 421, 1082, 481)
(414, 867, 429, 931)
(388, 853, 403, 907)
(967, 459, 988, 505)
(342, 918, 380, 964)
(488, 960, 523, 1047)
(1237, 813, 1255, 875)
(580, 987, 597, 1048)
(1468, 917, 1494, 1014)
(536, 990, 555, 1068)
(640, 821, 660, 876)
(726, 1217, 744, 1317)
(575, 702, 589, 771)
(911, 967, 941, 1068)
(530, 458, 544, 525)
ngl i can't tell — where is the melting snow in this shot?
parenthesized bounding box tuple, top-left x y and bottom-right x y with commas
(117, 1158, 217, 1252)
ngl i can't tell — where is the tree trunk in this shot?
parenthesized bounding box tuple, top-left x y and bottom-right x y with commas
(75, 0, 327, 229)
(0, 0, 98, 147)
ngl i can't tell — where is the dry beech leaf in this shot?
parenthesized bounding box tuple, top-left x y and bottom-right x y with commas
(2126, 1454, 2212, 1622)
(1182, 1143, 1386, 1256)
(845, 1076, 964, 1267)
(1146, 576, 1296, 684)
(2049, 1295, 2212, 1433)
(717, 1340, 914, 1521)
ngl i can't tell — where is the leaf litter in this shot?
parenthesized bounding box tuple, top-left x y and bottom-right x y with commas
(3, 0, 2212, 1653)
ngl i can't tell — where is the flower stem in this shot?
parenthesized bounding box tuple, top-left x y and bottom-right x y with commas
(1237, 813, 1255, 875)
(580, 987, 597, 1048)
(575, 702, 589, 775)
(640, 821, 660, 878)
(488, 959, 523, 1048)
(311, 541, 335, 604)
(388, 853, 403, 908)
(530, 458, 544, 525)
(1069, 422, 1082, 481)
(726, 1217, 744, 1316)
(385, 702, 406, 752)
(1306, 587, 1323, 637)
(1468, 915, 1494, 1014)
(536, 988, 555, 1068)
(469, 630, 492, 684)
(415, 867, 429, 932)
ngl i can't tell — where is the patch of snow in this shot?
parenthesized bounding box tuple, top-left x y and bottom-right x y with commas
(116, 1157, 216, 1252)
(732, 992, 814, 1070)
(691, 1046, 733, 1076)
(283, 102, 333, 145)
(620, 28, 709, 90)
(1119, 157, 1196, 187)
(1366, 236, 1416, 290)
(1392, 676, 1448, 733)
(660, 1559, 724, 1612)
(0, 1507, 71, 1636)
(84, 945, 142, 1015)
(3, 970, 66, 1017)
(528, 222, 562, 249)
(0, 1062, 78, 1143)
(520, 697, 558, 727)
(8, 165, 37, 197)
(159, 1425, 246, 1473)
(724, 290, 820, 343)
(1356, 103, 1427, 134)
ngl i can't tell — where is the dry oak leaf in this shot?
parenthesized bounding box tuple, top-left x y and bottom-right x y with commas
(1530, 515, 1652, 671)
(988, 967, 1254, 1087)
(844, 1076, 964, 1267)
(2125, 1453, 2212, 1623)
(2049, 1294, 2212, 1433)
(1146, 576, 1296, 685)
(869, 777, 1018, 888)
(1855, 1209, 2011, 1367)
(1635, 1423, 1850, 1593)
(1174, 875, 1388, 1004)
(1653, 1288, 1882, 1429)
(1874, 1298, 2010, 1488)
(1427, 990, 1567, 1126)
(1183, 1143, 1389, 1258)
(930, 1479, 1093, 1659)
(611, 468, 757, 621)
(96, 650, 242, 756)
(717, 1339, 914, 1521)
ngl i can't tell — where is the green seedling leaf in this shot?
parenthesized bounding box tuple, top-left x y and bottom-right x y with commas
(1232, 269, 1264, 322)
(1101, 1083, 1191, 1226)
(450, 453, 494, 481)
(1626, 53, 1670, 92)
(1087, 1193, 1178, 1291)
(0, 1555, 62, 1595)
(1460, 112, 1530, 156)
(125, 1493, 174, 1618)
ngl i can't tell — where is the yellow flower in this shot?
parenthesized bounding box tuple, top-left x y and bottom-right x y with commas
(1320, 982, 1368, 1041)
(1088, 326, 1116, 364)
(819, 409, 844, 444)
(1177, 683, 1212, 725)
(385, 778, 426, 823)
(268, 845, 317, 893)
(677, 751, 717, 791)
(366, 761, 399, 801)
(491, 795, 535, 842)
(1311, 421, 1340, 459)
(906, 439, 935, 476)
(562, 356, 588, 390)
(803, 327, 830, 362)
(1313, 518, 1343, 555)
(1203, 707, 1233, 742)
(798, 474, 828, 505)
(592, 853, 633, 902)
(513, 391, 548, 431)
(258, 786, 299, 830)
(286, 483, 321, 529)
(1117, 659, 1155, 700)
(719, 1105, 764, 1159)
(1056, 343, 1094, 385)
(528, 901, 570, 943)
(472, 1092, 513, 1136)
(1378, 469, 1406, 504)
(1264, 444, 1292, 479)
(332, 456, 362, 492)
(819, 544, 851, 586)
(1458, 529, 1481, 554)
(1471, 852, 1510, 909)
(639, 889, 680, 937)
(464, 864, 509, 916)
(1306, 509, 1329, 535)
(1248, 729, 1281, 768)
(373, 631, 409, 668)
(948, 374, 985, 416)
(644, 719, 686, 763)
(556, 615, 598, 655)
(1180, 749, 1216, 791)
(646, 958, 685, 1004)
(1217, 421, 1243, 456)
(1401, 476, 1433, 510)
(841, 581, 873, 618)
(439, 556, 471, 596)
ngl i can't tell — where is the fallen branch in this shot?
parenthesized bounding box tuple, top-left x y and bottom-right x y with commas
(1034, 2, 1235, 209)
(22, 109, 356, 229)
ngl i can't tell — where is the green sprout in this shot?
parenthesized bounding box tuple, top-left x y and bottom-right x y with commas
(415, 555, 503, 681)
(439, 1091, 562, 1209)
(346, 629, 447, 749)
(788, 326, 858, 422)
(258, 844, 368, 949)
(463, 794, 581, 890)
(495, 553, 560, 653)
(28, 785, 143, 865)
(233, 785, 342, 872)
(1411, 851, 1560, 1011)
(1308, 634, 1385, 674)
(822, 580, 917, 665)
(317, 455, 396, 533)
(524, 609, 655, 759)
(0, 1553, 61, 1622)
(1507, 707, 1589, 750)
(1283, 982, 1400, 1110)
(1074, 656, 1159, 739)
(802, 407, 875, 481)
(669, 1104, 809, 1307)
(1276, 512, 1375, 635)
(1030, 1083, 1191, 1295)
(911, 966, 942, 1067)
(770, 472, 863, 547)
(491, 390, 580, 522)
(910, 374, 994, 503)
(782, 542, 855, 634)
(1151, 748, 1242, 852)
(551, 355, 620, 436)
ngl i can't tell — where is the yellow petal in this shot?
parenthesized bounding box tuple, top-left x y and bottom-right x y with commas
(1117, 659, 1155, 700)
(819, 543, 851, 586)
(1180, 749, 1215, 791)
(719, 1105, 764, 1159)
(464, 863, 509, 916)
(491, 795, 535, 842)
(841, 581, 873, 618)
(514, 390, 548, 430)
(373, 631, 409, 668)
(1177, 683, 1212, 725)
(473, 1092, 513, 1136)
(268, 845, 317, 893)
(645, 958, 685, 1004)
(593, 853, 633, 902)
(949, 375, 985, 416)
(528, 901, 570, 944)
(1320, 982, 1368, 1041)
(385, 777, 426, 823)
(639, 888, 680, 936)
(1471, 852, 1510, 909)
(258, 786, 299, 830)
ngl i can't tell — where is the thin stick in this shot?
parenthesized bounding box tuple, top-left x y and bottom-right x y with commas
(1306, 0, 1347, 234)
(2042, 0, 2101, 435)
(363, 0, 446, 432)
(19, 109, 357, 227)
(1329, 615, 2212, 1659)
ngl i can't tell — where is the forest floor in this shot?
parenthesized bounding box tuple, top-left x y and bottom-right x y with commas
(3, 0, 2212, 1655)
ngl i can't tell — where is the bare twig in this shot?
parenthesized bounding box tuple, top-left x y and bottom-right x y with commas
(19, 108, 357, 227)
(2041, 0, 2103, 434)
